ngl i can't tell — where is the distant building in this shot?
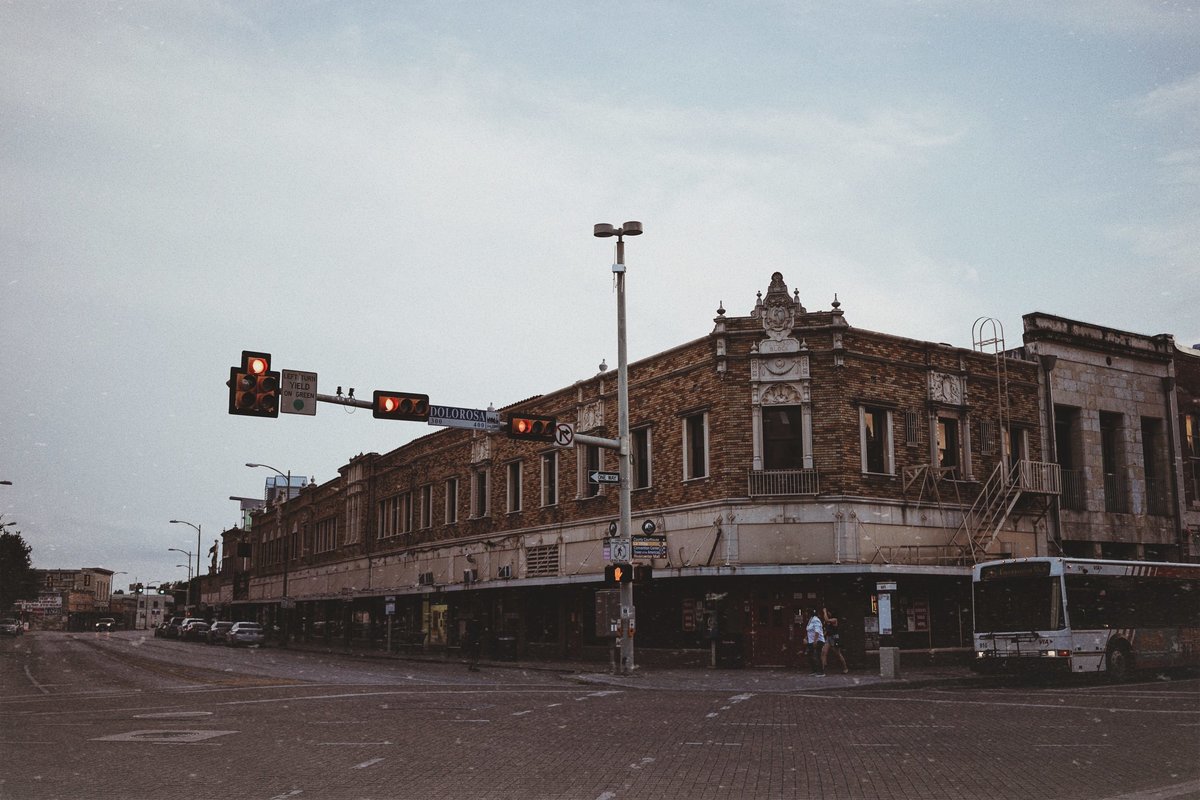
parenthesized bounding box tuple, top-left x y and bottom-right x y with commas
(22, 567, 114, 629)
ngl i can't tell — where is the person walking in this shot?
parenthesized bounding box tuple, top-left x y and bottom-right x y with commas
(805, 608, 826, 676)
(822, 606, 849, 674)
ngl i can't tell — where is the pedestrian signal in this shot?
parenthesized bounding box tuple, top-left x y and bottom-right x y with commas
(605, 563, 633, 584)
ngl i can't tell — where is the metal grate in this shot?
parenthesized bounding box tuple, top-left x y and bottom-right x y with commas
(525, 544, 559, 577)
(904, 410, 920, 446)
(748, 468, 820, 496)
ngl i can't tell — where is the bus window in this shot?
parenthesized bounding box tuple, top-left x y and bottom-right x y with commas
(974, 575, 1063, 632)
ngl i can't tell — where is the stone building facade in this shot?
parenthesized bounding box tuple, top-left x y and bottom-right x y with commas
(200, 273, 1189, 668)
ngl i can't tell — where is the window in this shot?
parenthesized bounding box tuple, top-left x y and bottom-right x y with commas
(471, 468, 490, 518)
(506, 461, 522, 513)
(1101, 412, 1127, 513)
(936, 416, 961, 477)
(632, 427, 652, 489)
(344, 493, 362, 544)
(445, 478, 458, 524)
(419, 484, 432, 529)
(980, 419, 996, 456)
(580, 444, 601, 498)
(1006, 426, 1028, 472)
(683, 411, 709, 480)
(379, 492, 414, 538)
(904, 410, 920, 447)
(315, 516, 338, 553)
(541, 452, 558, 506)
(1142, 417, 1169, 516)
(860, 406, 893, 474)
(762, 406, 803, 470)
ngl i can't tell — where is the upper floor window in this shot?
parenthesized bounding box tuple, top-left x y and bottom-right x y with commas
(419, 484, 432, 529)
(541, 452, 558, 506)
(506, 461, 523, 513)
(936, 416, 962, 477)
(471, 467, 490, 518)
(315, 516, 338, 553)
(632, 427, 652, 489)
(860, 406, 893, 475)
(580, 444, 602, 497)
(445, 477, 459, 524)
(378, 492, 413, 538)
(684, 411, 709, 480)
(762, 406, 804, 470)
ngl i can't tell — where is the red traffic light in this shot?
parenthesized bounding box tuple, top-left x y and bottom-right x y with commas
(241, 350, 271, 375)
(373, 390, 430, 422)
(506, 414, 557, 442)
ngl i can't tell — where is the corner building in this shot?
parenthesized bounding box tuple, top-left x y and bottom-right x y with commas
(223, 273, 1086, 667)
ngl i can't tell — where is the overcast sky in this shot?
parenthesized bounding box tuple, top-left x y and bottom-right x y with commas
(2, 1, 1197, 591)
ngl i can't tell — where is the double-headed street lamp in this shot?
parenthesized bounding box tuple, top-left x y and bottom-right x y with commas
(246, 462, 292, 646)
(594, 220, 641, 675)
(167, 519, 201, 609)
(167, 548, 194, 582)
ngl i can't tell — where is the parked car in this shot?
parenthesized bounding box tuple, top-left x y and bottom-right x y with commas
(94, 617, 118, 632)
(180, 620, 210, 642)
(206, 621, 234, 645)
(161, 616, 185, 639)
(0, 618, 23, 637)
(226, 621, 265, 647)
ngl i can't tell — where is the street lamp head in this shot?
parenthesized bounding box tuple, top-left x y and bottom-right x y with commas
(245, 462, 261, 468)
(169, 519, 180, 524)
(593, 221, 643, 239)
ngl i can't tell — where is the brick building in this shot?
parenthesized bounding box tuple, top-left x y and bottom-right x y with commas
(201, 273, 1189, 668)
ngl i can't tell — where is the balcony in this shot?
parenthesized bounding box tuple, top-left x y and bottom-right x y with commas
(1060, 469, 1086, 511)
(1145, 476, 1171, 516)
(1103, 472, 1130, 514)
(748, 468, 820, 497)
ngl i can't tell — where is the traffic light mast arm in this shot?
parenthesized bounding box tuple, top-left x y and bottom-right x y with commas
(314, 392, 373, 409)
(571, 432, 620, 450)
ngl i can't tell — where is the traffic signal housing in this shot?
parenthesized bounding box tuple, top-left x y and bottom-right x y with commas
(506, 414, 556, 442)
(372, 391, 430, 422)
(605, 563, 633, 584)
(227, 350, 280, 418)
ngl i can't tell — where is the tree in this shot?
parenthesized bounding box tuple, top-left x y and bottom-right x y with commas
(0, 530, 38, 612)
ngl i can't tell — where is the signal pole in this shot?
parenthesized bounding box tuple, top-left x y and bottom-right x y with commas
(594, 220, 642, 674)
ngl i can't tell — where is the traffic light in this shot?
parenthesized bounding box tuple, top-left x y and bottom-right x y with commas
(506, 414, 556, 441)
(227, 350, 280, 418)
(605, 563, 633, 584)
(372, 391, 430, 422)
(133, 583, 144, 595)
(157, 585, 169, 595)
(634, 564, 653, 583)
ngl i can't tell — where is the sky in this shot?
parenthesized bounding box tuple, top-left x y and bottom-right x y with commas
(1, 1, 1198, 591)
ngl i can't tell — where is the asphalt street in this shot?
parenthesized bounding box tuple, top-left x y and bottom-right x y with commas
(2, 631, 1198, 800)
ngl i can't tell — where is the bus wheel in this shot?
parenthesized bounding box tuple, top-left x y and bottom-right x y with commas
(1105, 644, 1131, 682)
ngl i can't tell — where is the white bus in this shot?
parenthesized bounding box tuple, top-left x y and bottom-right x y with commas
(972, 557, 1200, 680)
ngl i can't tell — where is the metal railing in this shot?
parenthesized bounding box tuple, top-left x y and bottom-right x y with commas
(1059, 469, 1086, 511)
(1103, 473, 1129, 514)
(748, 468, 820, 496)
(1145, 476, 1170, 516)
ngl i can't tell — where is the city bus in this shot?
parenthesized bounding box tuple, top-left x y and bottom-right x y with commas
(972, 557, 1200, 680)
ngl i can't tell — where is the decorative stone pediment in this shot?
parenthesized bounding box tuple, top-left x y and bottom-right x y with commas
(759, 383, 806, 405)
(928, 371, 964, 405)
(470, 436, 491, 464)
(578, 400, 604, 431)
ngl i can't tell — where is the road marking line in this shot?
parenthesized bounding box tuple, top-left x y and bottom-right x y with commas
(792, 693, 1200, 716)
(267, 791, 304, 799)
(353, 758, 385, 769)
(319, 741, 393, 746)
(513, 710, 533, 716)
(23, 665, 50, 695)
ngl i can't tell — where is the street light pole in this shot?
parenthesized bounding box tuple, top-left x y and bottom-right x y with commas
(168, 519, 201, 611)
(246, 462, 291, 646)
(594, 220, 642, 675)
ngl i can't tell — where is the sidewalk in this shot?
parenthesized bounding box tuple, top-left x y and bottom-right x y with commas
(278, 637, 981, 693)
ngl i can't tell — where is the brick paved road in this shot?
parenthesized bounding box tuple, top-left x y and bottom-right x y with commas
(2, 632, 1198, 800)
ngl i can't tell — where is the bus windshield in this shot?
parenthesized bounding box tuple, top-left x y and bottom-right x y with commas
(974, 575, 1063, 633)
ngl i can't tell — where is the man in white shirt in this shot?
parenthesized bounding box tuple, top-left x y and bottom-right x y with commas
(805, 609, 826, 676)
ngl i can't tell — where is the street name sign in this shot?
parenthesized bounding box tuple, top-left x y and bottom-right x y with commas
(281, 370, 317, 415)
(427, 405, 501, 431)
(589, 470, 620, 484)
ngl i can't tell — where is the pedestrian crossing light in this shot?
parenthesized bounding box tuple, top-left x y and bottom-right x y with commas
(506, 414, 557, 442)
(227, 350, 280, 418)
(605, 563, 633, 584)
(373, 391, 430, 422)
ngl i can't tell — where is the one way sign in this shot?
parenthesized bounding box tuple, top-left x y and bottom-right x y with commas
(589, 470, 620, 485)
